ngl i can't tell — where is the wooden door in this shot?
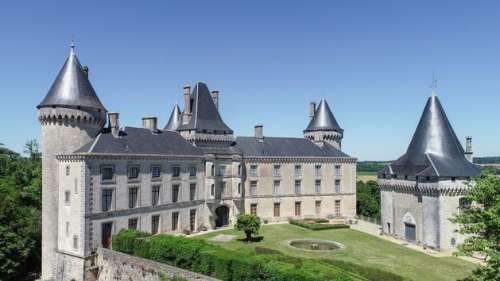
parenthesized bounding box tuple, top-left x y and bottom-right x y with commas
(102, 222, 113, 249)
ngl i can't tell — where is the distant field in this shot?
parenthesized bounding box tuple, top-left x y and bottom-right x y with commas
(357, 171, 377, 182)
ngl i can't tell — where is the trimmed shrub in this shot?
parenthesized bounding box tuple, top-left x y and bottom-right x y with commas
(289, 219, 350, 230)
(112, 228, 150, 254)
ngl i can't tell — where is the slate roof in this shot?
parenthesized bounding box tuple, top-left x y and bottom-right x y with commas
(164, 104, 182, 131)
(235, 136, 350, 158)
(75, 127, 202, 156)
(177, 82, 233, 133)
(37, 47, 107, 111)
(380, 95, 480, 178)
(304, 98, 342, 133)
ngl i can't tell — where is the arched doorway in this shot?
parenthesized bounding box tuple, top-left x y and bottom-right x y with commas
(215, 205, 230, 227)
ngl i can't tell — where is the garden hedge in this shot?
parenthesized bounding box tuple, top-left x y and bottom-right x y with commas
(289, 219, 351, 230)
(112, 229, 409, 281)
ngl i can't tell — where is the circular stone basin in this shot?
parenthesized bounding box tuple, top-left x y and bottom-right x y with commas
(287, 239, 344, 251)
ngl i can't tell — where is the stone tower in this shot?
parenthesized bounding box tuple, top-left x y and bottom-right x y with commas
(378, 94, 479, 251)
(37, 44, 107, 280)
(303, 98, 344, 149)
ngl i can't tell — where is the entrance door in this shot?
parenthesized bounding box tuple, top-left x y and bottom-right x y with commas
(102, 222, 113, 249)
(404, 223, 416, 242)
(215, 206, 229, 227)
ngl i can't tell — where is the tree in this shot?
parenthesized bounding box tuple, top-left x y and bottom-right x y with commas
(356, 180, 381, 220)
(0, 141, 42, 280)
(235, 214, 261, 242)
(451, 175, 500, 281)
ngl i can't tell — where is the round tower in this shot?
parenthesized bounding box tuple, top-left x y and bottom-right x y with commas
(303, 98, 344, 149)
(37, 44, 106, 280)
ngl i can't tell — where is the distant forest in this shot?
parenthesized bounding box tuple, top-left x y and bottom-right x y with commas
(357, 161, 390, 173)
(474, 156, 500, 164)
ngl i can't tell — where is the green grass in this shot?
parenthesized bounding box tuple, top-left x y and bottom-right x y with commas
(195, 224, 476, 281)
(357, 171, 378, 176)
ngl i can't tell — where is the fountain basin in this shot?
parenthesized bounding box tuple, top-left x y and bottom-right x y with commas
(287, 239, 344, 251)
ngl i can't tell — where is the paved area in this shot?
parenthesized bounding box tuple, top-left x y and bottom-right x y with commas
(209, 234, 237, 242)
(351, 220, 485, 265)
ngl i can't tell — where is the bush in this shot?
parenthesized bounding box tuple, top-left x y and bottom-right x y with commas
(112, 229, 375, 281)
(289, 219, 350, 230)
(235, 214, 261, 241)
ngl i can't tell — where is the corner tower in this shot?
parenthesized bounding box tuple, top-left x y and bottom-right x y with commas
(303, 98, 344, 149)
(37, 44, 107, 280)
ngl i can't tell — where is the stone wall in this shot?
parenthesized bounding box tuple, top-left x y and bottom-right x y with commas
(91, 248, 219, 281)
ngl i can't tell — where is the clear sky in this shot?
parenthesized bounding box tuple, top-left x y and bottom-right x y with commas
(0, 0, 499, 160)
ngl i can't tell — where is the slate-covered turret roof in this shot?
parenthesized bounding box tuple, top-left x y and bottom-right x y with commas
(304, 98, 342, 133)
(164, 104, 181, 131)
(177, 82, 233, 133)
(381, 95, 479, 178)
(37, 45, 107, 111)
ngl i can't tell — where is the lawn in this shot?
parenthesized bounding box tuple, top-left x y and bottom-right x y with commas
(356, 171, 378, 182)
(195, 224, 476, 281)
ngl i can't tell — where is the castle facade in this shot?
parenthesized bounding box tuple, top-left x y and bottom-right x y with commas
(38, 47, 357, 280)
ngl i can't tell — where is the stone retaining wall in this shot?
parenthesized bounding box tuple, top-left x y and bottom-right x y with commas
(91, 248, 219, 281)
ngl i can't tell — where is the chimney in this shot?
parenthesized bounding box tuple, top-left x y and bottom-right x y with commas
(83, 65, 89, 78)
(142, 117, 158, 131)
(254, 124, 264, 141)
(309, 102, 316, 119)
(465, 136, 473, 162)
(108, 112, 120, 137)
(211, 90, 219, 109)
(183, 84, 192, 124)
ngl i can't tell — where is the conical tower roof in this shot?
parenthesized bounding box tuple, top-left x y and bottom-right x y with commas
(388, 95, 479, 177)
(164, 104, 181, 131)
(37, 46, 106, 111)
(304, 98, 342, 133)
(177, 82, 233, 133)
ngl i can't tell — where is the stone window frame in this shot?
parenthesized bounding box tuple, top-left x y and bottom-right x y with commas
(171, 212, 179, 231)
(273, 202, 280, 217)
(335, 179, 341, 193)
(172, 184, 180, 203)
(210, 184, 215, 197)
(218, 165, 226, 177)
(171, 165, 181, 178)
(73, 235, 79, 250)
(294, 201, 301, 216)
(100, 165, 115, 183)
(237, 182, 241, 195)
(64, 190, 71, 205)
(128, 217, 139, 230)
(294, 165, 302, 177)
(189, 183, 196, 201)
(249, 165, 258, 177)
(334, 165, 342, 177)
(250, 180, 258, 196)
(101, 188, 114, 212)
(315, 200, 322, 215)
(273, 180, 280, 195)
(66, 165, 71, 176)
(151, 214, 161, 234)
(315, 164, 322, 177)
(250, 203, 257, 215)
(127, 165, 141, 182)
(128, 186, 140, 209)
(315, 179, 322, 193)
(273, 165, 281, 177)
(188, 166, 197, 177)
(151, 165, 162, 180)
(151, 185, 161, 206)
(294, 180, 302, 194)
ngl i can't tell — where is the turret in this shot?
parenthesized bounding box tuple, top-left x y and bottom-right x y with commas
(303, 98, 344, 149)
(164, 104, 181, 131)
(37, 43, 107, 280)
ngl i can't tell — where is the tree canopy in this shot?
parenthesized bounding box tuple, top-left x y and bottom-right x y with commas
(235, 214, 261, 242)
(0, 141, 42, 280)
(451, 174, 500, 281)
(356, 180, 381, 220)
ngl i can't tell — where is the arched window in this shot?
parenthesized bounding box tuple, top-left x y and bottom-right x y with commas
(211, 164, 215, 176)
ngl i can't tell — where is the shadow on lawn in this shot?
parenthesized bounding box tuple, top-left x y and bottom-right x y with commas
(237, 236, 264, 243)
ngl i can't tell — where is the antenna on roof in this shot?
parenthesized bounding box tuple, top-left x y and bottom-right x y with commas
(69, 40, 76, 54)
(430, 73, 438, 97)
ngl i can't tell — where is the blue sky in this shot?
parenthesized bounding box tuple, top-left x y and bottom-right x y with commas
(0, 0, 499, 160)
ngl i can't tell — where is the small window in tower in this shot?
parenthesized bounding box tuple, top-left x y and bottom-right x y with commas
(65, 191, 71, 205)
(66, 165, 70, 176)
(73, 235, 78, 250)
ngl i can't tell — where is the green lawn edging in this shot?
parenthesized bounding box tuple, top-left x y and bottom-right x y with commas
(289, 219, 351, 230)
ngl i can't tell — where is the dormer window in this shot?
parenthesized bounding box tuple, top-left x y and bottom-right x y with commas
(127, 166, 140, 180)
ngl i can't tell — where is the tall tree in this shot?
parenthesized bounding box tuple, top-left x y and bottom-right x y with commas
(356, 180, 381, 220)
(451, 174, 500, 281)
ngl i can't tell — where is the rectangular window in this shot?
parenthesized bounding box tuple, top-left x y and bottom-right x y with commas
(294, 180, 301, 194)
(294, 165, 302, 176)
(218, 165, 226, 176)
(335, 165, 342, 177)
(295, 201, 301, 216)
(274, 203, 280, 217)
(128, 187, 138, 208)
(172, 185, 180, 203)
(128, 218, 138, 230)
(210, 184, 215, 196)
(65, 190, 71, 205)
(151, 165, 161, 178)
(172, 166, 181, 178)
(335, 179, 341, 193)
(237, 183, 241, 195)
(73, 235, 78, 250)
(250, 165, 258, 177)
(101, 166, 114, 181)
(189, 166, 197, 177)
(315, 164, 322, 177)
(151, 185, 160, 206)
(273, 165, 281, 177)
(273, 180, 280, 195)
(128, 166, 140, 180)
(221, 181, 227, 195)
(190, 183, 196, 201)
(315, 179, 321, 193)
(189, 209, 196, 232)
(66, 165, 70, 176)
(238, 164, 242, 176)
(250, 203, 257, 215)
(335, 200, 341, 217)
(151, 215, 160, 234)
(102, 189, 113, 211)
(250, 181, 257, 196)
(172, 212, 179, 231)
(315, 200, 321, 215)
